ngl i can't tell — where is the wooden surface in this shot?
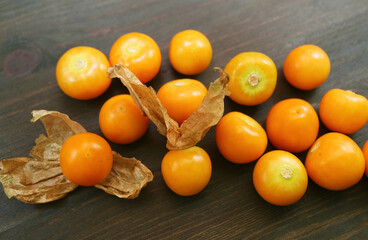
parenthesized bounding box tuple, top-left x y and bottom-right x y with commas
(1, 0, 368, 239)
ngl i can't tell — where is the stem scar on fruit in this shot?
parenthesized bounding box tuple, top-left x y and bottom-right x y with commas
(281, 166, 293, 179)
(248, 73, 260, 86)
(75, 59, 85, 69)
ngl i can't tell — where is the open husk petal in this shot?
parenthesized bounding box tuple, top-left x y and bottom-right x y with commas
(0, 110, 153, 203)
(0, 110, 84, 203)
(107, 65, 230, 150)
(95, 152, 154, 199)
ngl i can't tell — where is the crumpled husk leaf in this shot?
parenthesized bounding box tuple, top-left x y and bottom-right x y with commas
(107, 65, 230, 150)
(95, 152, 153, 199)
(0, 110, 153, 204)
(0, 110, 83, 204)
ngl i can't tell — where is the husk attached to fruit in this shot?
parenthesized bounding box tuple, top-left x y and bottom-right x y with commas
(95, 152, 153, 199)
(107, 65, 230, 150)
(0, 110, 83, 204)
(0, 110, 153, 204)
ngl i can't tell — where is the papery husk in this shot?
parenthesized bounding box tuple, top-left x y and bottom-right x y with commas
(95, 152, 153, 199)
(0, 110, 153, 203)
(0, 110, 84, 203)
(107, 65, 230, 150)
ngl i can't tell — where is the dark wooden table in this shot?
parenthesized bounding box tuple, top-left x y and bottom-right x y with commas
(1, 0, 367, 239)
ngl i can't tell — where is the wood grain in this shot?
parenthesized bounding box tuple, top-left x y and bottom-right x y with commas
(0, 0, 367, 239)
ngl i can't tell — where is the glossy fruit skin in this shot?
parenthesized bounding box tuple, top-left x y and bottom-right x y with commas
(319, 89, 368, 134)
(362, 140, 368, 177)
(157, 79, 207, 125)
(216, 112, 267, 164)
(99, 94, 149, 144)
(110, 32, 161, 84)
(225, 52, 277, 106)
(283, 44, 330, 90)
(161, 146, 212, 196)
(266, 98, 319, 153)
(56, 46, 111, 100)
(60, 132, 113, 186)
(253, 150, 308, 206)
(305, 132, 365, 191)
(169, 29, 212, 75)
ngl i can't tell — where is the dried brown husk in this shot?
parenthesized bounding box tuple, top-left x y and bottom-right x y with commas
(0, 110, 153, 204)
(107, 65, 230, 150)
(95, 152, 153, 199)
(0, 110, 83, 204)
